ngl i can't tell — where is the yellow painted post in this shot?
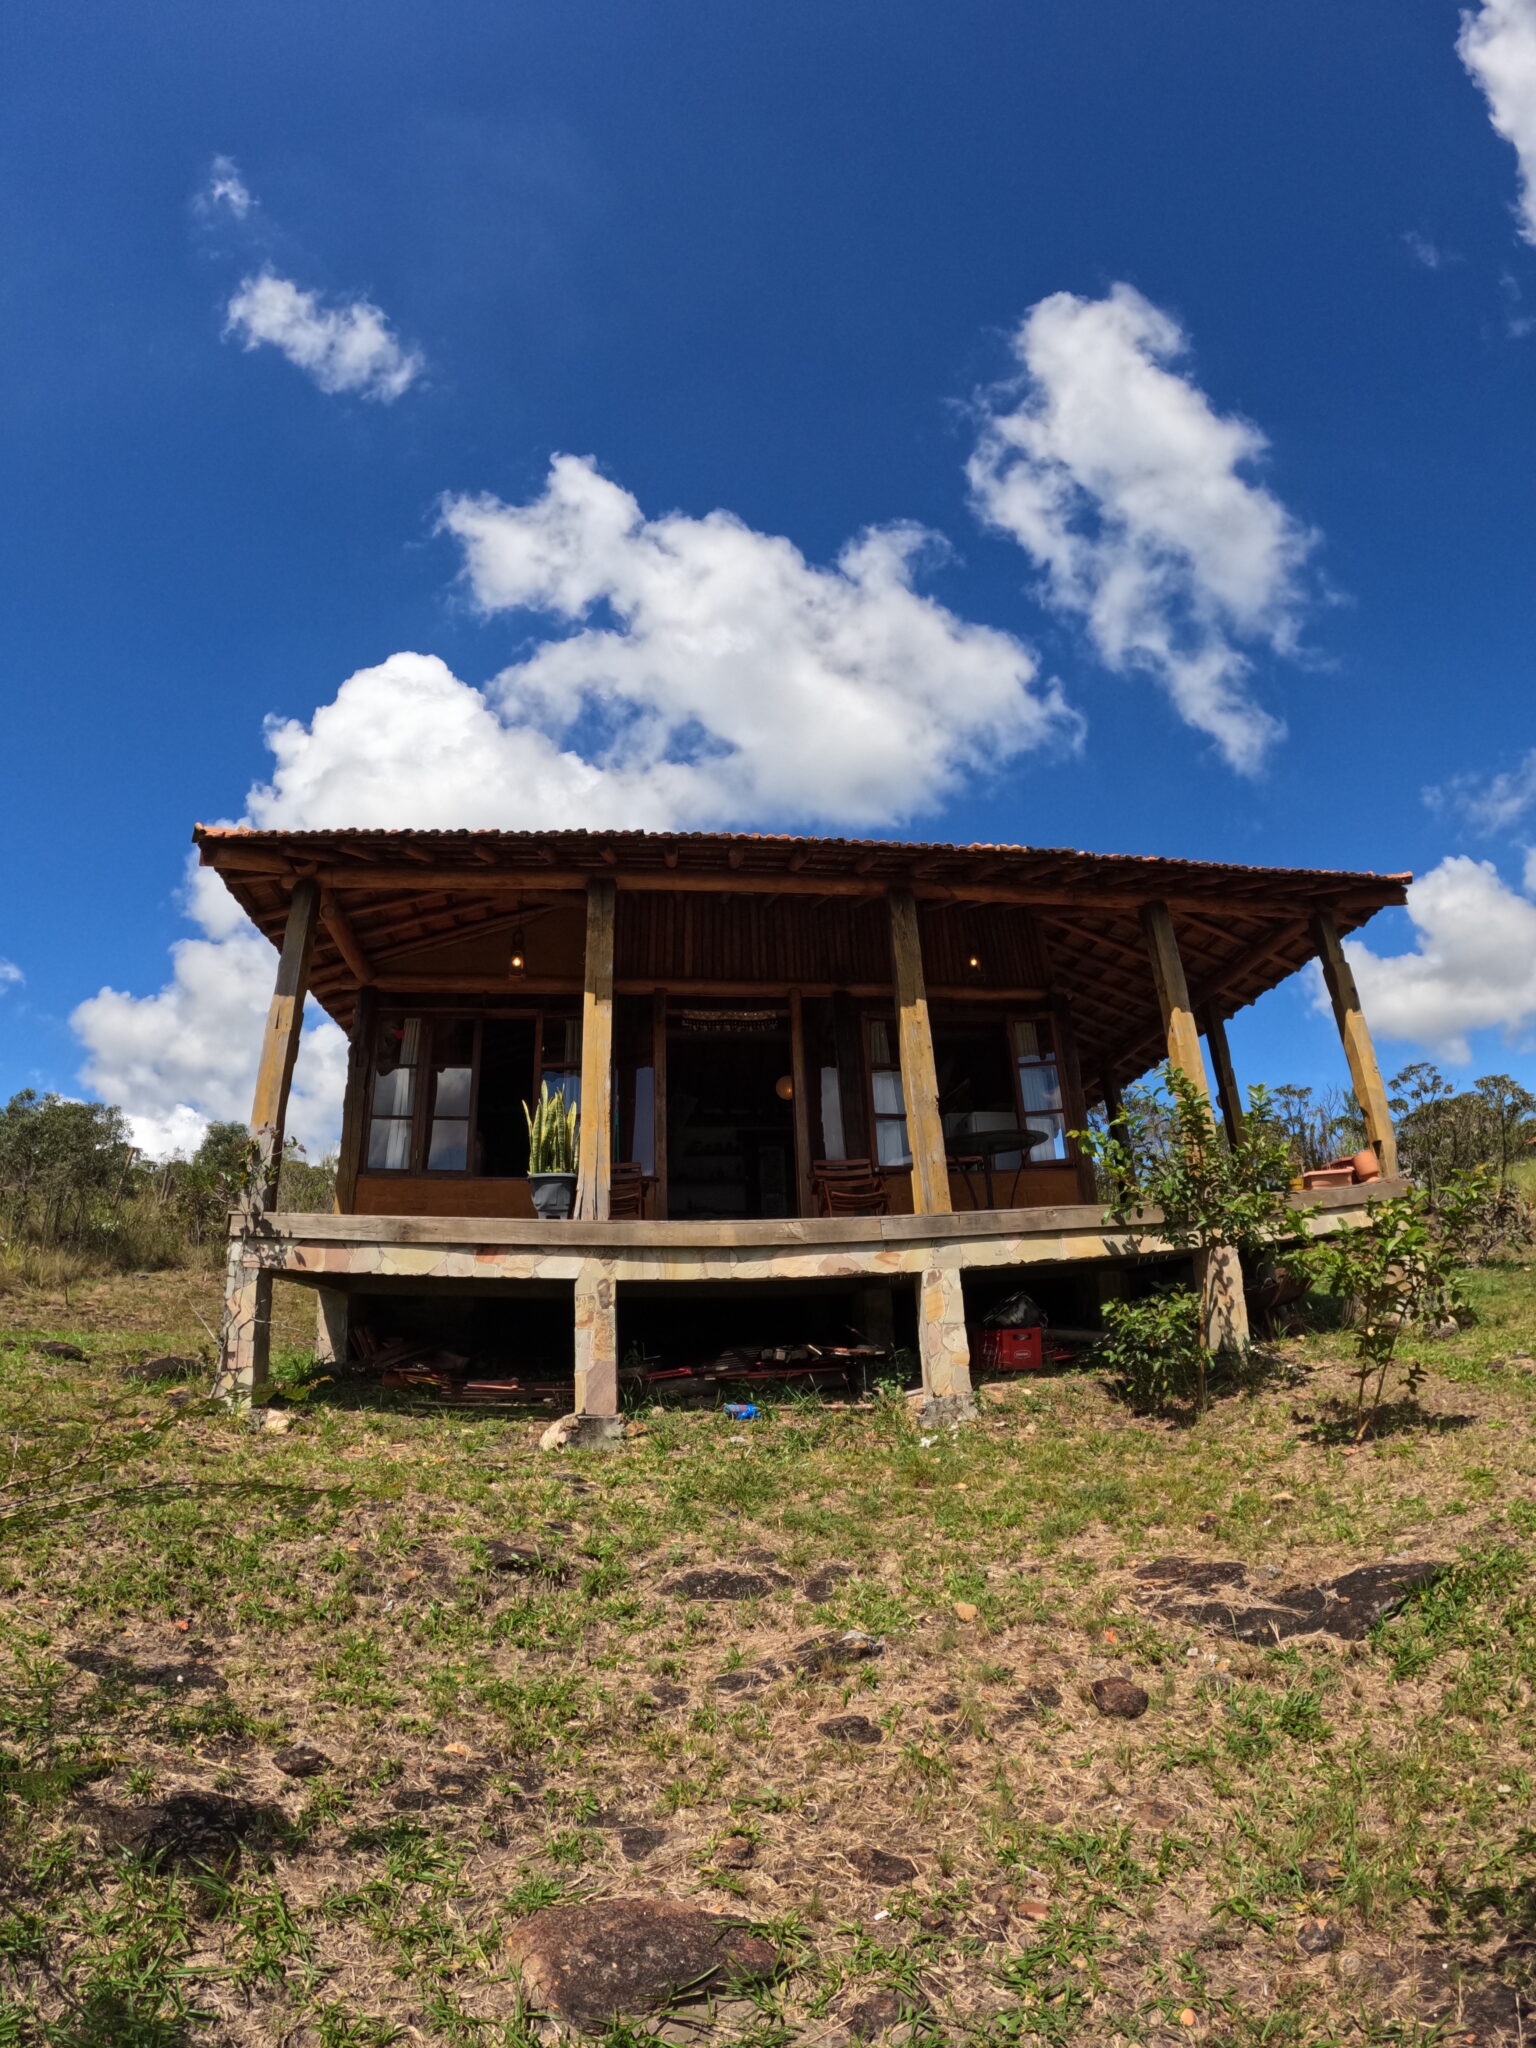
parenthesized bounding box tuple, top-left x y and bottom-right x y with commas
(575, 879, 617, 1221)
(1312, 912, 1400, 1179)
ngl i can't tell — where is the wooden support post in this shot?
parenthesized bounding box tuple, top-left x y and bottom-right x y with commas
(1311, 912, 1400, 1180)
(333, 988, 375, 1214)
(1140, 901, 1207, 1094)
(788, 987, 814, 1219)
(1141, 899, 1249, 1355)
(213, 1243, 271, 1403)
(573, 1258, 618, 1416)
(914, 1251, 972, 1415)
(1203, 1010, 1245, 1147)
(314, 1288, 350, 1367)
(248, 879, 321, 1215)
(888, 889, 952, 1216)
(575, 878, 617, 1221)
(651, 989, 668, 1221)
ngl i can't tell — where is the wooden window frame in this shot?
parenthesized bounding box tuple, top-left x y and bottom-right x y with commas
(362, 1002, 576, 1177)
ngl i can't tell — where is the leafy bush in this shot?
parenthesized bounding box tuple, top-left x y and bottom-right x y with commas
(1097, 1288, 1204, 1411)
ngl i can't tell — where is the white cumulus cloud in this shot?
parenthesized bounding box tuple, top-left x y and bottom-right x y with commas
(224, 270, 423, 403)
(1335, 855, 1536, 1064)
(967, 283, 1316, 774)
(0, 959, 22, 992)
(1459, 0, 1536, 242)
(74, 457, 1077, 1154)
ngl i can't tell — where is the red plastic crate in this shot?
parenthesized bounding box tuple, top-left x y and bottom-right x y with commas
(969, 1324, 1044, 1372)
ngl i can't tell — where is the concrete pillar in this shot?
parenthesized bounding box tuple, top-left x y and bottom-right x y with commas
(213, 1244, 270, 1404)
(911, 1250, 974, 1423)
(573, 1258, 619, 1416)
(314, 1288, 350, 1367)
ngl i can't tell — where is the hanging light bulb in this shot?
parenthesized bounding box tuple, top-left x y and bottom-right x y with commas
(967, 953, 983, 975)
(509, 930, 527, 976)
(775, 1074, 795, 1101)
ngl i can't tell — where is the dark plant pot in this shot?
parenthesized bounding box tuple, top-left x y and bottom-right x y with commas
(529, 1173, 577, 1220)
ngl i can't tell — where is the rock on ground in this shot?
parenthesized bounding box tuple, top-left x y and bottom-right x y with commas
(505, 1898, 778, 2029)
(1091, 1677, 1149, 1719)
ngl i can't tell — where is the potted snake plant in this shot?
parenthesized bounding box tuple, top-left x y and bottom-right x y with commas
(524, 1082, 580, 1219)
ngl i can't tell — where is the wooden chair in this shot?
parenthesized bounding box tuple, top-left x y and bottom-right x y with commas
(811, 1159, 889, 1217)
(608, 1162, 651, 1219)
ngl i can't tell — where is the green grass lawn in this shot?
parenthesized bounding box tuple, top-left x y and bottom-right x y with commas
(1, 1263, 1535, 2045)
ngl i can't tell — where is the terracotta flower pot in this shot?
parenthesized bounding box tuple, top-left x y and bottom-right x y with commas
(1351, 1149, 1381, 1184)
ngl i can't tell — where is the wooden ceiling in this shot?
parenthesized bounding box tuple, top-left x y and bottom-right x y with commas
(195, 826, 1409, 1098)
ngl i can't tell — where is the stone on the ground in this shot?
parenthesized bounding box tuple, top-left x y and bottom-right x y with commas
(505, 1898, 778, 2028)
(817, 1713, 883, 1745)
(841, 1987, 903, 2038)
(272, 1743, 330, 1778)
(1134, 1555, 1446, 1643)
(1091, 1677, 1149, 1719)
(65, 1648, 226, 1692)
(95, 1791, 283, 1878)
(485, 1540, 570, 1582)
(792, 1629, 884, 1675)
(35, 1341, 85, 1361)
(617, 1826, 668, 1861)
(665, 1566, 788, 1600)
(1297, 1916, 1344, 1955)
(713, 1666, 779, 1693)
(1298, 1857, 1345, 1891)
(845, 1844, 918, 1885)
(539, 1413, 624, 1451)
(803, 1564, 855, 1603)
(710, 1834, 756, 1868)
(123, 1355, 199, 1383)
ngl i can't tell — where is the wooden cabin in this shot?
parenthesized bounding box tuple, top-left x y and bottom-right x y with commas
(200, 826, 1409, 1425)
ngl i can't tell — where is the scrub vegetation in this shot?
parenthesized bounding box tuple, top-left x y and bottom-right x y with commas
(2, 1253, 1535, 2044)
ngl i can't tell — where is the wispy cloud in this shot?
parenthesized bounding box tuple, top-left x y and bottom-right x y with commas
(1426, 747, 1536, 832)
(1458, 0, 1536, 242)
(967, 283, 1315, 774)
(195, 155, 426, 402)
(1402, 229, 1452, 269)
(224, 270, 423, 403)
(197, 154, 253, 222)
(0, 959, 22, 993)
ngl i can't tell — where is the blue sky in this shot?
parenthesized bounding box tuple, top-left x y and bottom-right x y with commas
(5, 0, 1536, 1151)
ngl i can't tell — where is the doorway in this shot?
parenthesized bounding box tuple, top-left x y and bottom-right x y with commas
(666, 1013, 797, 1219)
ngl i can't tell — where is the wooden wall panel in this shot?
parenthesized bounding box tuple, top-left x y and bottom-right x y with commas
(614, 892, 1044, 992)
(354, 1175, 537, 1219)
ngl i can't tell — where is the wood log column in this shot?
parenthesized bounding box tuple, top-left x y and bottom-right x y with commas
(1203, 1010, 1245, 1147)
(248, 879, 320, 1216)
(1312, 912, 1400, 1179)
(215, 880, 319, 1401)
(333, 987, 376, 1215)
(1140, 900, 1250, 1355)
(573, 1258, 619, 1417)
(575, 878, 617, 1221)
(887, 890, 951, 1215)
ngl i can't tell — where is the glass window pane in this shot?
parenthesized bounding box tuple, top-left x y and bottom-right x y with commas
(875, 1119, 911, 1167)
(1018, 1063, 1063, 1114)
(368, 1119, 412, 1170)
(1027, 1114, 1067, 1161)
(1011, 1019, 1051, 1063)
(868, 1020, 895, 1066)
(371, 1065, 415, 1118)
(432, 1066, 473, 1118)
(427, 1119, 470, 1171)
(818, 1069, 846, 1159)
(871, 1070, 905, 1115)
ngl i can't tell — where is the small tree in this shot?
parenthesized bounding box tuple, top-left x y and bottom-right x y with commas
(1301, 1167, 1488, 1437)
(1080, 1064, 1302, 1412)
